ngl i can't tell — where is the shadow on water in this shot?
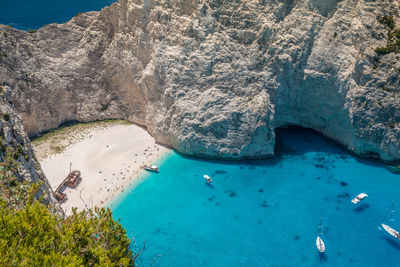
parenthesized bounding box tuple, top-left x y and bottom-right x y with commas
(275, 126, 346, 156)
(318, 252, 327, 263)
(383, 237, 400, 250)
(173, 126, 390, 171)
(275, 126, 391, 169)
(205, 182, 214, 189)
(175, 126, 338, 168)
(353, 203, 370, 213)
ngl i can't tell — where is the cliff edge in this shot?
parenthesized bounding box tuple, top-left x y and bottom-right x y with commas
(0, 85, 61, 213)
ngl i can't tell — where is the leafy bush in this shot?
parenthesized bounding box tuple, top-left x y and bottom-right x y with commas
(375, 45, 396, 54)
(377, 15, 395, 29)
(0, 165, 138, 266)
(375, 15, 400, 54)
(0, 202, 134, 266)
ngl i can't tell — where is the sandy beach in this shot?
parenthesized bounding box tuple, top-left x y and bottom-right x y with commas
(33, 122, 169, 215)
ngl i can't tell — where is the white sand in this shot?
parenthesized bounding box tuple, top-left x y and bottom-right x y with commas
(35, 123, 169, 215)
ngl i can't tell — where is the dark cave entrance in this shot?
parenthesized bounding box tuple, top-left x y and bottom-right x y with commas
(274, 126, 347, 156)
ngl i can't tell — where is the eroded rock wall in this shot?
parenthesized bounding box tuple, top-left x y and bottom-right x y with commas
(0, 0, 399, 161)
(0, 85, 62, 213)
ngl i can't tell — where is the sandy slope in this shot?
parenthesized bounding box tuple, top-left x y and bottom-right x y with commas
(33, 123, 169, 215)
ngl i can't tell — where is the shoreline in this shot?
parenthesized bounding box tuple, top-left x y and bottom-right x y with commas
(106, 149, 173, 209)
(33, 121, 170, 215)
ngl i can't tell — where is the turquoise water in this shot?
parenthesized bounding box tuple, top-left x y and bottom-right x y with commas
(112, 127, 400, 266)
(1, 0, 116, 30)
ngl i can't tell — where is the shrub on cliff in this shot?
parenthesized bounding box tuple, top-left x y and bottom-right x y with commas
(0, 165, 137, 266)
(375, 15, 400, 54)
(377, 15, 395, 29)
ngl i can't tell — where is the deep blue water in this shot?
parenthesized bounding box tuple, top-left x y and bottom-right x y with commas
(0, 0, 116, 30)
(111, 128, 400, 266)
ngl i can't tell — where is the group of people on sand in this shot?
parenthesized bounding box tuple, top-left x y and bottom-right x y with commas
(95, 145, 163, 206)
(61, 144, 164, 208)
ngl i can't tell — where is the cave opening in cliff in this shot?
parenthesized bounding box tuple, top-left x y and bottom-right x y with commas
(274, 126, 345, 156)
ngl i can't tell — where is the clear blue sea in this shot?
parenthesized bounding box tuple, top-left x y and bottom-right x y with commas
(0, 0, 116, 30)
(111, 127, 400, 266)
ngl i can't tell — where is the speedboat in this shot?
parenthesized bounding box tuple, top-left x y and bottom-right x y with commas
(351, 193, 368, 204)
(316, 236, 325, 253)
(144, 164, 159, 173)
(203, 175, 212, 183)
(382, 224, 400, 239)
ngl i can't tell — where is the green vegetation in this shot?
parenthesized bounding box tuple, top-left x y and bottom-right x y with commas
(377, 15, 395, 29)
(32, 120, 132, 146)
(0, 164, 138, 266)
(27, 28, 37, 34)
(50, 144, 65, 154)
(31, 120, 133, 158)
(375, 15, 400, 54)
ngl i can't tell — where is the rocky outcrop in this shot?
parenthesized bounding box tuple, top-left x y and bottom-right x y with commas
(0, 85, 62, 213)
(0, 0, 400, 161)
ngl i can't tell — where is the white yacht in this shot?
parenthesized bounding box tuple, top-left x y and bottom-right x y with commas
(382, 224, 400, 239)
(351, 193, 368, 204)
(316, 217, 325, 253)
(143, 164, 159, 173)
(381, 201, 400, 239)
(316, 236, 325, 253)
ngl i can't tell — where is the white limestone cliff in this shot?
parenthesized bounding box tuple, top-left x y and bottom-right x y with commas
(0, 0, 399, 161)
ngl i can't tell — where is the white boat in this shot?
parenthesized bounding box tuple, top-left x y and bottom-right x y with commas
(316, 217, 325, 253)
(351, 193, 368, 204)
(203, 175, 212, 183)
(381, 201, 400, 239)
(382, 224, 400, 239)
(316, 236, 325, 253)
(144, 164, 159, 173)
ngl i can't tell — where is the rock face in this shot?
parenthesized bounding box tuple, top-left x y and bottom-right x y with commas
(0, 85, 62, 213)
(0, 0, 399, 161)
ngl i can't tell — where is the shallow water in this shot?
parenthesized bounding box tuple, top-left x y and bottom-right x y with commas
(112, 127, 400, 266)
(1, 0, 116, 30)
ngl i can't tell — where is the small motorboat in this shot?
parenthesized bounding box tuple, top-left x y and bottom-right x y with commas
(316, 236, 325, 253)
(382, 224, 400, 239)
(316, 217, 325, 253)
(351, 193, 368, 204)
(203, 175, 212, 183)
(144, 164, 159, 173)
